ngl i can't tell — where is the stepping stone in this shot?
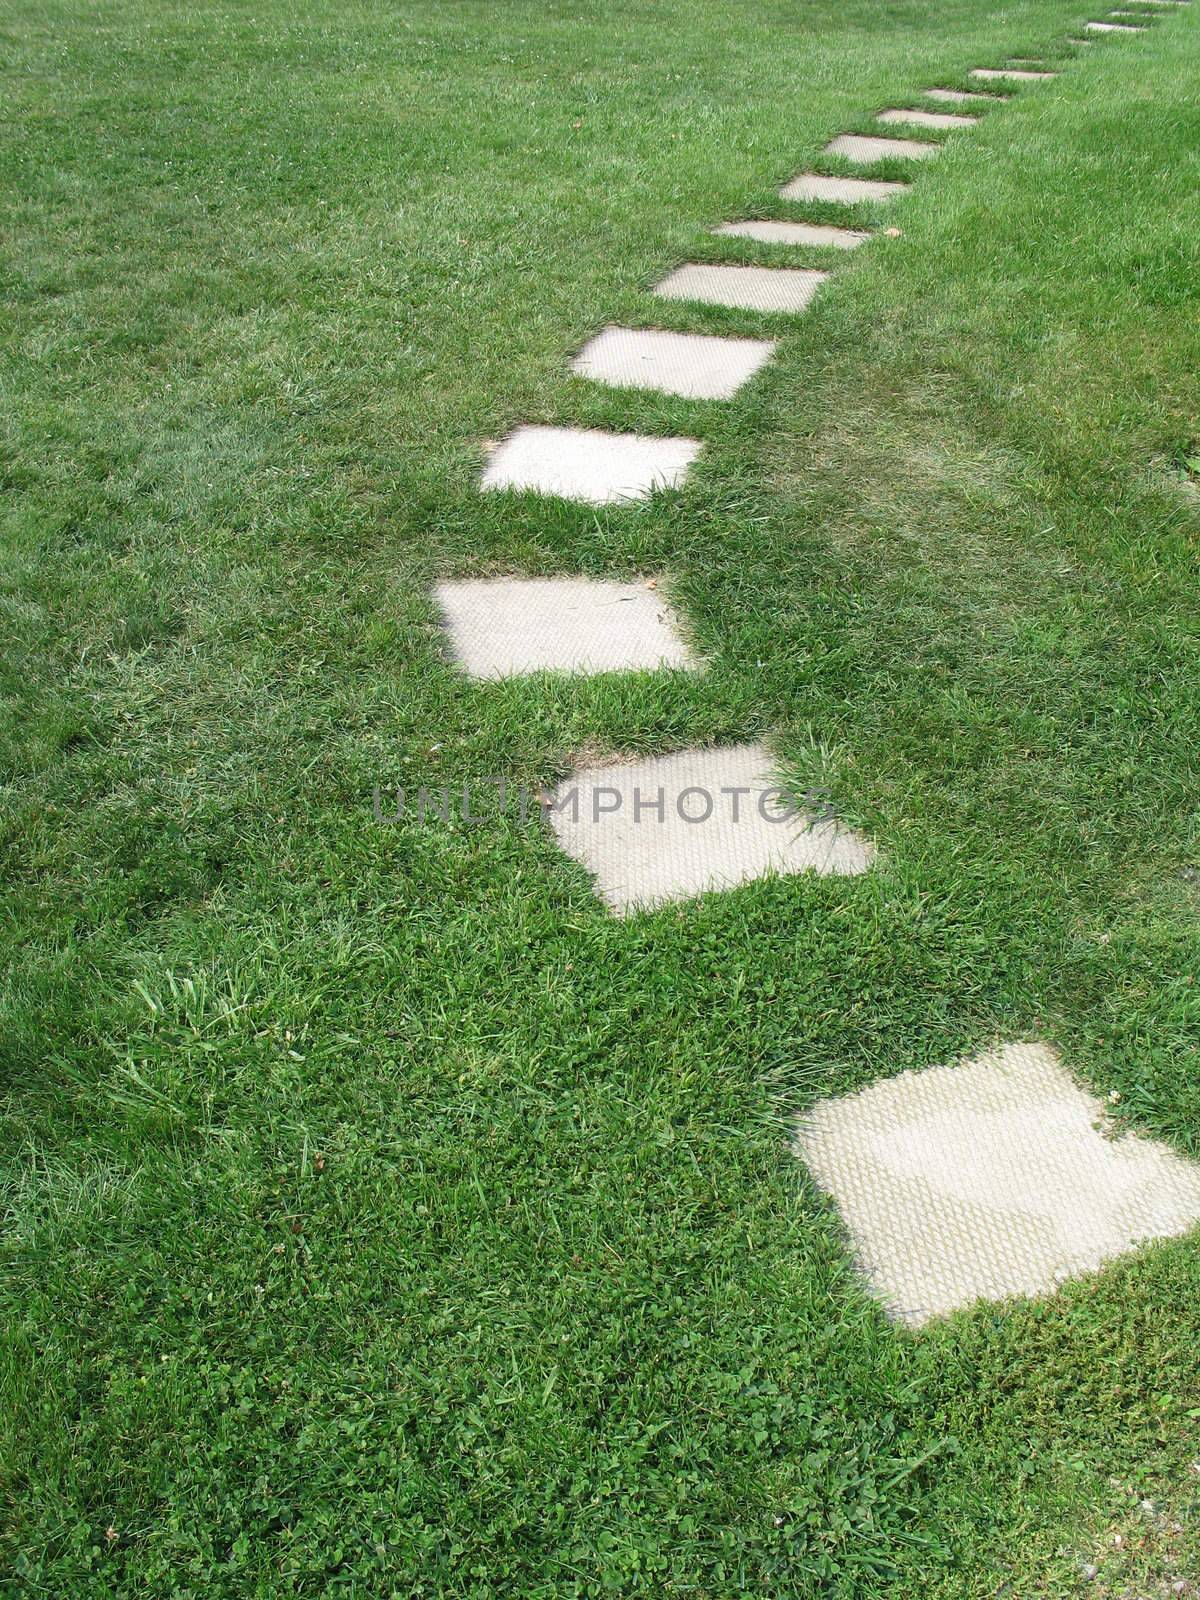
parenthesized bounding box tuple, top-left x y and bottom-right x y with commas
(876, 107, 978, 130)
(435, 577, 694, 679)
(923, 87, 1007, 103)
(794, 1042, 1200, 1327)
(571, 325, 776, 401)
(714, 219, 870, 249)
(824, 133, 939, 163)
(1085, 17, 1145, 26)
(545, 742, 875, 914)
(970, 66, 1057, 80)
(653, 262, 827, 315)
(480, 425, 701, 505)
(781, 172, 909, 204)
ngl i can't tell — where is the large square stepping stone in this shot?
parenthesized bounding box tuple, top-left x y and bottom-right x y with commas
(480, 425, 701, 505)
(970, 66, 1057, 80)
(1085, 17, 1145, 26)
(780, 172, 909, 205)
(825, 133, 939, 163)
(571, 325, 776, 401)
(923, 87, 1006, 103)
(795, 1042, 1200, 1327)
(653, 262, 827, 315)
(877, 107, 977, 130)
(435, 577, 694, 679)
(545, 742, 874, 914)
(714, 219, 869, 249)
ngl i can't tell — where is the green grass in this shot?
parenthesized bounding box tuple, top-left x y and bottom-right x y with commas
(3, 0, 1200, 1593)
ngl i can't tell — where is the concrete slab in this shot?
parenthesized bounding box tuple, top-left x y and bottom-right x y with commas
(571, 325, 777, 401)
(480, 425, 701, 505)
(923, 87, 1007, 103)
(780, 172, 909, 204)
(795, 1042, 1200, 1327)
(714, 219, 870, 249)
(1085, 17, 1145, 26)
(653, 262, 827, 315)
(877, 107, 978, 129)
(825, 133, 939, 163)
(970, 66, 1057, 79)
(435, 577, 695, 679)
(546, 742, 875, 913)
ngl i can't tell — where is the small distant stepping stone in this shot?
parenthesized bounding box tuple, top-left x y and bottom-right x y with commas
(435, 577, 695, 679)
(781, 172, 909, 204)
(545, 742, 874, 914)
(1085, 17, 1145, 26)
(653, 262, 827, 315)
(794, 1041, 1200, 1327)
(970, 66, 1058, 79)
(923, 86, 1007, 103)
(571, 325, 776, 401)
(714, 219, 870, 249)
(480, 425, 700, 505)
(825, 133, 939, 163)
(876, 107, 978, 130)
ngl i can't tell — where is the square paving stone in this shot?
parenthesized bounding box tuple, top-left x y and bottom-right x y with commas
(923, 87, 1007, 102)
(435, 577, 695, 679)
(714, 219, 870, 249)
(571, 325, 777, 401)
(653, 262, 827, 314)
(825, 133, 939, 163)
(1085, 17, 1145, 26)
(480, 425, 701, 505)
(545, 742, 875, 914)
(877, 107, 977, 131)
(970, 66, 1058, 79)
(780, 171, 909, 204)
(794, 1041, 1200, 1327)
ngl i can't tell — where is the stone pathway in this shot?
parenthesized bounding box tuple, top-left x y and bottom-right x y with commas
(441, 1, 1200, 1325)
(780, 171, 909, 204)
(714, 219, 869, 249)
(923, 87, 1007, 102)
(481, 425, 701, 504)
(877, 107, 979, 129)
(653, 262, 828, 314)
(825, 132, 940, 162)
(571, 324, 777, 400)
(436, 577, 696, 678)
(545, 743, 874, 914)
(795, 1044, 1200, 1326)
(970, 66, 1057, 80)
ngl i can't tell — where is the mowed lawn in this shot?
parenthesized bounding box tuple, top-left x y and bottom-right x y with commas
(3, 0, 1200, 1592)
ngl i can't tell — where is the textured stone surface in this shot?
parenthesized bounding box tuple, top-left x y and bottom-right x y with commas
(714, 219, 870, 249)
(653, 262, 827, 314)
(877, 107, 978, 129)
(825, 133, 939, 163)
(780, 172, 909, 204)
(970, 66, 1058, 79)
(571, 325, 776, 401)
(795, 1042, 1200, 1327)
(480, 426, 701, 505)
(546, 742, 874, 914)
(1085, 17, 1145, 26)
(436, 577, 695, 679)
(923, 87, 1007, 103)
